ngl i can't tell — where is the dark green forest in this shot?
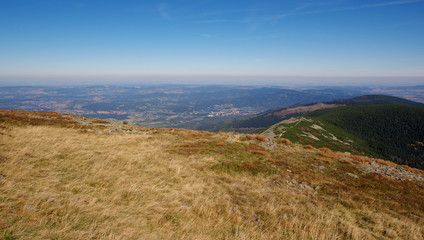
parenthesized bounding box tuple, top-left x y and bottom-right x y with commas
(307, 105, 424, 169)
(205, 95, 424, 132)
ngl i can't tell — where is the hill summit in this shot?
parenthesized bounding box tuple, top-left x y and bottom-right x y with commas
(1, 110, 423, 239)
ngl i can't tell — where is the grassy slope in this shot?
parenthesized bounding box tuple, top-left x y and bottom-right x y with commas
(1, 110, 424, 240)
(270, 118, 370, 155)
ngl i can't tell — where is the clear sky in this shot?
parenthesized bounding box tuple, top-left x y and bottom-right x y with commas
(0, 0, 423, 85)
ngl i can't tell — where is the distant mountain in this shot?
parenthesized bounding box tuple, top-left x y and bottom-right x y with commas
(215, 95, 424, 132)
(263, 104, 424, 169)
(329, 94, 424, 106)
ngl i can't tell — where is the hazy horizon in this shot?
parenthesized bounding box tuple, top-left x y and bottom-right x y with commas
(0, 75, 423, 87)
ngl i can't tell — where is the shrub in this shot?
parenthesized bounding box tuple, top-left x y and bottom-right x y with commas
(319, 147, 332, 153)
(2, 230, 15, 240)
(339, 158, 354, 165)
(375, 159, 398, 168)
(315, 157, 333, 164)
(277, 138, 292, 145)
(245, 134, 255, 140)
(255, 135, 267, 141)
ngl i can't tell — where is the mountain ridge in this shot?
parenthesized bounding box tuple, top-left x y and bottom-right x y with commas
(207, 94, 423, 132)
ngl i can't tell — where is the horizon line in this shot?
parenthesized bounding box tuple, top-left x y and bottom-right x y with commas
(1, 74, 424, 79)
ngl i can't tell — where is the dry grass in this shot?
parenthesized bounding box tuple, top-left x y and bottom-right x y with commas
(0, 110, 79, 127)
(374, 159, 398, 168)
(0, 111, 423, 239)
(248, 150, 268, 156)
(91, 119, 110, 124)
(254, 135, 267, 142)
(276, 138, 292, 145)
(339, 158, 355, 165)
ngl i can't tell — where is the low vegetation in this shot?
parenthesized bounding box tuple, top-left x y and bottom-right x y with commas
(0, 110, 423, 239)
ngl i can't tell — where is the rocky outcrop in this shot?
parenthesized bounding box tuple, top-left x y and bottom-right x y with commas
(360, 161, 424, 181)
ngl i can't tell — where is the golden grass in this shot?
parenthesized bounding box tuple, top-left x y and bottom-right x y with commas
(254, 135, 267, 142)
(276, 138, 292, 145)
(339, 158, 355, 165)
(91, 119, 110, 124)
(0, 113, 423, 239)
(0, 110, 79, 127)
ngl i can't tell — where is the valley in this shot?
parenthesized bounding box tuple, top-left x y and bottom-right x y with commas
(3, 85, 421, 130)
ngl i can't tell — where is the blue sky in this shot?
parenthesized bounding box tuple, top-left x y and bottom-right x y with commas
(0, 0, 423, 85)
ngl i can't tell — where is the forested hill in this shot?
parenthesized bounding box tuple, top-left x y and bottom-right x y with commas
(329, 94, 424, 106)
(305, 104, 424, 169)
(207, 95, 423, 132)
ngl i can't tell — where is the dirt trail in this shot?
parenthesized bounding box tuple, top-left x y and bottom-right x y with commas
(262, 124, 277, 139)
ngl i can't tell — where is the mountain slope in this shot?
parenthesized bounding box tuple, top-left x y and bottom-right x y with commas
(219, 95, 424, 132)
(1, 110, 423, 239)
(329, 94, 424, 106)
(265, 104, 424, 169)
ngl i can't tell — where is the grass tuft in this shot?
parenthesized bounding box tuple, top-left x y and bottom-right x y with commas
(255, 135, 267, 141)
(276, 138, 292, 145)
(91, 119, 110, 124)
(2, 230, 16, 240)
